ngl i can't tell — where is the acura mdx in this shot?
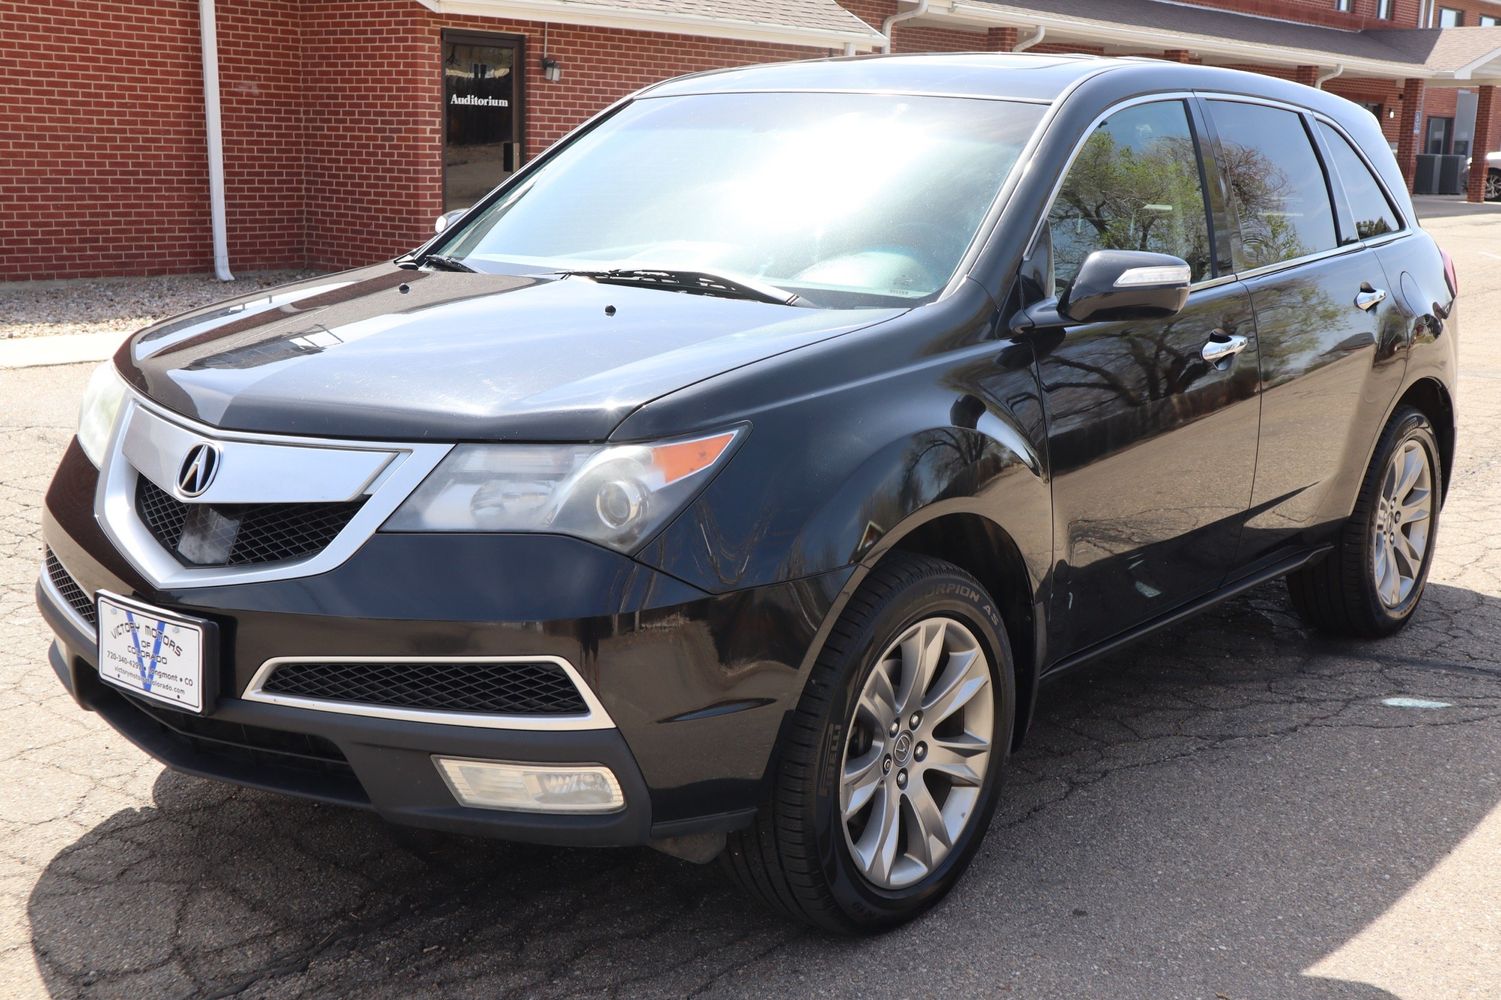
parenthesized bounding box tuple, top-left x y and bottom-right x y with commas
(38, 54, 1458, 932)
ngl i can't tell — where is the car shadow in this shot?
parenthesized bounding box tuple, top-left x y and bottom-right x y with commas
(27, 581, 1500, 999)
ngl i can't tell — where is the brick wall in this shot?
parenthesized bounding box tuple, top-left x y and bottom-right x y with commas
(0, 1, 212, 279)
(1, 0, 1481, 281)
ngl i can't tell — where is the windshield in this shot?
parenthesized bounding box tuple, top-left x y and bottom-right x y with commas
(437, 92, 1047, 307)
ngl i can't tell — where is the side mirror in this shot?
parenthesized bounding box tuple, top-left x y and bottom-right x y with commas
(1058, 250, 1192, 324)
(434, 208, 468, 234)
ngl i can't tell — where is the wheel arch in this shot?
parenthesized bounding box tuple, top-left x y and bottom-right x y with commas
(859, 505, 1043, 752)
(1394, 377, 1455, 502)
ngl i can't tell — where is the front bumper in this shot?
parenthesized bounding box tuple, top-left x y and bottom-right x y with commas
(41, 439, 852, 846)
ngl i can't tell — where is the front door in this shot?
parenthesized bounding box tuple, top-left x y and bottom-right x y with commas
(1035, 99, 1260, 656)
(443, 31, 523, 211)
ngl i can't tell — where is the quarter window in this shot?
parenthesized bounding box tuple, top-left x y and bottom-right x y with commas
(1047, 100, 1213, 292)
(1207, 101, 1338, 270)
(1316, 122, 1402, 241)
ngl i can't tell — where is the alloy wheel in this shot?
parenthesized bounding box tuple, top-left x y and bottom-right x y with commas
(839, 616, 993, 889)
(1487, 171, 1501, 201)
(1372, 438, 1433, 608)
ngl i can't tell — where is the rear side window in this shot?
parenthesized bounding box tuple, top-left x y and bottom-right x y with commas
(1047, 100, 1213, 291)
(1207, 101, 1338, 269)
(1316, 121, 1402, 241)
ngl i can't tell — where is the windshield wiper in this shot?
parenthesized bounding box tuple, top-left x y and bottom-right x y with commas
(421, 254, 477, 273)
(556, 268, 805, 306)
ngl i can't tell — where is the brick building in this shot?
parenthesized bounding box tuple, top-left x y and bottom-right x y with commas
(2, 0, 1499, 281)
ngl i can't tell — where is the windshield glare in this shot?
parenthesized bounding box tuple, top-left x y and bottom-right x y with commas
(441, 92, 1046, 306)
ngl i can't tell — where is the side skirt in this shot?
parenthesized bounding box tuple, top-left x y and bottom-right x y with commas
(1039, 545, 1333, 683)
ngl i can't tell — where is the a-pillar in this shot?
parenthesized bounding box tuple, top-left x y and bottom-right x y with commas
(1467, 84, 1496, 203)
(1397, 78, 1426, 193)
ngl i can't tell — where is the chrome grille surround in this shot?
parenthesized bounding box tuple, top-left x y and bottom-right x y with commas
(244, 656, 615, 731)
(94, 390, 451, 589)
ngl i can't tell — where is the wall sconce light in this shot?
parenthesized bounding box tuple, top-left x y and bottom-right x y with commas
(542, 56, 562, 83)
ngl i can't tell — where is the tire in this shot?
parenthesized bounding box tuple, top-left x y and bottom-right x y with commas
(722, 553, 1015, 933)
(1486, 169, 1501, 203)
(1287, 405, 1441, 637)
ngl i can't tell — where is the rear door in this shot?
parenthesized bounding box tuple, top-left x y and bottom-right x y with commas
(1033, 98, 1261, 656)
(1200, 99, 1409, 566)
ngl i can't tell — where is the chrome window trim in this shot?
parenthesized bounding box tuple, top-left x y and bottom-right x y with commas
(1307, 110, 1414, 233)
(242, 655, 616, 732)
(39, 557, 97, 640)
(1023, 89, 1414, 299)
(95, 389, 452, 590)
(1014, 88, 1200, 280)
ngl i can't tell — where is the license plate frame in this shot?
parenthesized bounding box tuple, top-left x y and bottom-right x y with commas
(95, 590, 218, 714)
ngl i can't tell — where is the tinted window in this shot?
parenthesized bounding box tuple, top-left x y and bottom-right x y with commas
(1316, 122, 1402, 241)
(1047, 100, 1213, 291)
(1208, 101, 1338, 269)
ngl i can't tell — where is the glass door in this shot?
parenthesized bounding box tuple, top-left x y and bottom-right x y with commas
(443, 31, 523, 211)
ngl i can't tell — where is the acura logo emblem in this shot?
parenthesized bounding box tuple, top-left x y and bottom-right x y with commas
(177, 443, 220, 497)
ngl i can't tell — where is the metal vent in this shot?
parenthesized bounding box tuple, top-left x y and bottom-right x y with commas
(135, 476, 365, 567)
(45, 549, 97, 626)
(260, 660, 590, 716)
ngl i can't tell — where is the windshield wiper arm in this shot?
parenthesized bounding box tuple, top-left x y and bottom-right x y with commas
(421, 254, 477, 273)
(556, 268, 805, 306)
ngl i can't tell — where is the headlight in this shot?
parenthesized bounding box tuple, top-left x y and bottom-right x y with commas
(77, 362, 129, 466)
(384, 428, 743, 551)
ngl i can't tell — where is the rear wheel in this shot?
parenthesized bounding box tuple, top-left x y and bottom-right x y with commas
(722, 553, 1014, 932)
(1486, 169, 1501, 202)
(1287, 406, 1441, 637)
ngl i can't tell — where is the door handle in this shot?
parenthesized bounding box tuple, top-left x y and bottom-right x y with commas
(1355, 287, 1388, 311)
(1201, 331, 1248, 366)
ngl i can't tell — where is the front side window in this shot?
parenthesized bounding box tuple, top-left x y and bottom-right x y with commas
(440, 93, 1046, 307)
(1317, 122, 1402, 241)
(1047, 100, 1213, 293)
(1208, 101, 1338, 270)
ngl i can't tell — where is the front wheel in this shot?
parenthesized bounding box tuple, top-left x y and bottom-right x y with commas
(722, 553, 1014, 932)
(1486, 169, 1501, 202)
(1287, 405, 1441, 637)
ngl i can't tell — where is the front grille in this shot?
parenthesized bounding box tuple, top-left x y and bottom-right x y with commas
(45, 548, 97, 627)
(119, 692, 364, 794)
(135, 475, 365, 567)
(260, 660, 590, 716)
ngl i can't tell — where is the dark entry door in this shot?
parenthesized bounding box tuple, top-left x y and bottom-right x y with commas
(443, 31, 522, 211)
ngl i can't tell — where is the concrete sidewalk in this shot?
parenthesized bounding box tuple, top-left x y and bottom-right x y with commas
(0, 331, 125, 370)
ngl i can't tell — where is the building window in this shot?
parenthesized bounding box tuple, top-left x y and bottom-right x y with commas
(1377, 0, 1393, 19)
(1333, 0, 1351, 11)
(1437, 7, 1464, 26)
(1482, 15, 1499, 26)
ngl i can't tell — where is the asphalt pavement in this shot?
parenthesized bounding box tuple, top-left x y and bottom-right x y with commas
(0, 208, 1497, 999)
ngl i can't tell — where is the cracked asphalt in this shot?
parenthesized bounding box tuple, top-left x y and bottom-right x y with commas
(2, 207, 1499, 1000)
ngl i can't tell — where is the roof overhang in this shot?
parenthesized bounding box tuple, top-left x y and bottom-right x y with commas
(413, 0, 888, 52)
(938, 0, 1425, 79)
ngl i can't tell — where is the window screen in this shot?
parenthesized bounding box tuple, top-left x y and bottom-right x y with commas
(1208, 101, 1338, 269)
(1047, 100, 1213, 291)
(1316, 122, 1402, 241)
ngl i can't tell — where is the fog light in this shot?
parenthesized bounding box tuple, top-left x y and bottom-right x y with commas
(433, 756, 624, 813)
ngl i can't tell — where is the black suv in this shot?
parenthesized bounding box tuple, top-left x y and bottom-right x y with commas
(39, 54, 1457, 932)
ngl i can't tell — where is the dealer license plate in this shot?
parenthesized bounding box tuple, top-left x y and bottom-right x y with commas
(96, 592, 207, 713)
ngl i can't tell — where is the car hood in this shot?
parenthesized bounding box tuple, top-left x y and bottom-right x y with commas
(120, 264, 903, 441)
